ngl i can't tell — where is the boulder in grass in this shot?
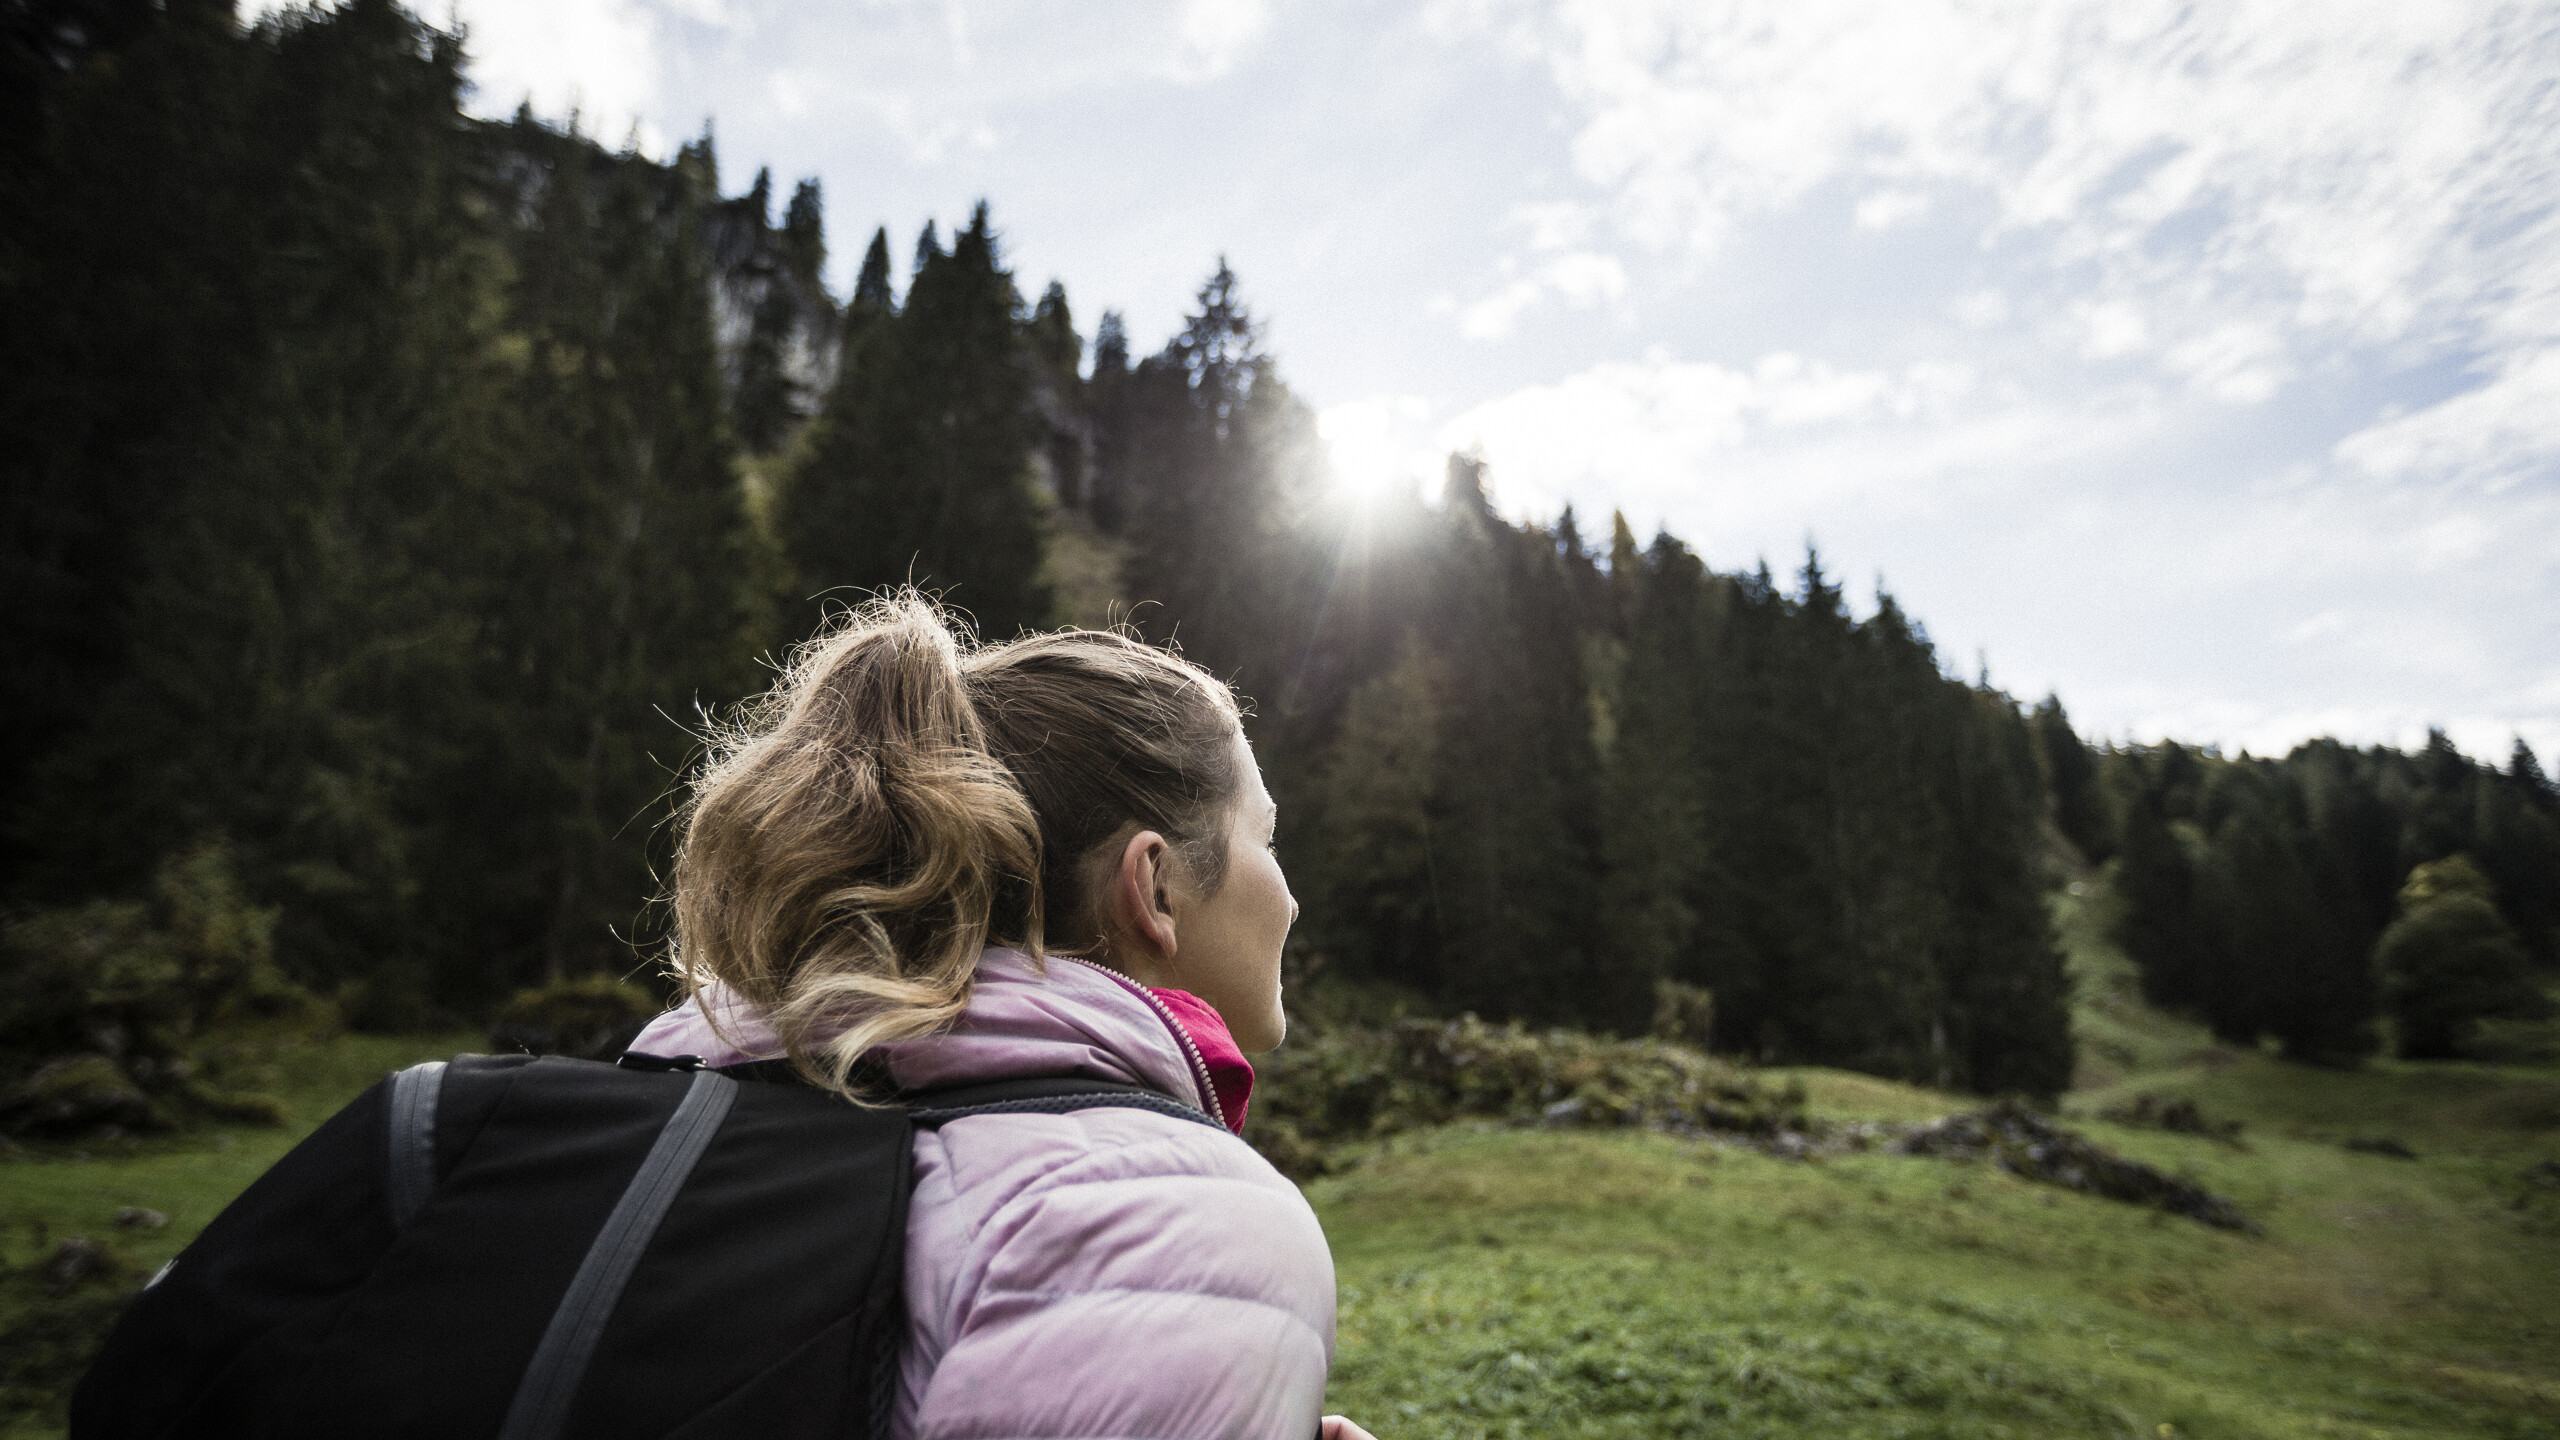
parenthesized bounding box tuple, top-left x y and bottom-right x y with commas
(2098, 1092, 2245, 1145)
(41, 1236, 129, 1298)
(1896, 1100, 2259, 1233)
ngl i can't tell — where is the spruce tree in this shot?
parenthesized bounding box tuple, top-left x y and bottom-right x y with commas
(1, 0, 268, 891)
(1595, 531, 1714, 1034)
(783, 203, 1049, 636)
(20, 0, 495, 999)
(1307, 639, 1447, 996)
(851, 226, 895, 313)
(1398, 455, 1602, 1025)
(782, 178, 826, 286)
(1109, 262, 1331, 708)
(2033, 696, 2111, 862)
(453, 116, 765, 993)
(1937, 689, 2076, 1095)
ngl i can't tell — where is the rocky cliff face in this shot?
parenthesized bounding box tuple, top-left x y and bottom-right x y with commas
(701, 184, 841, 446)
(481, 129, 843, 453)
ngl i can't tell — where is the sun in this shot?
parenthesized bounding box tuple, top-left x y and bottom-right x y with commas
(1316, 397, 1437, 511)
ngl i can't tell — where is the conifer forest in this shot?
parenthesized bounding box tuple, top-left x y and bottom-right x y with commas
(5, 0, 2557, 1112)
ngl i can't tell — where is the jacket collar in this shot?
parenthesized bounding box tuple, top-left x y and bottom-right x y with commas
(629, 948, 1217, 1120)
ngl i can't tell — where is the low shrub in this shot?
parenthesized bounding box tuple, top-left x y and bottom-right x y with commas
(489, 974, 663, 1060)
(0, 843, 327, 1137)
(0, 1056, 173, 1137)
(1249, 1015, 1798, 1178)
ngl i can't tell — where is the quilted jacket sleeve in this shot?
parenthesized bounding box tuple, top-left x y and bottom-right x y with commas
(902, 1108, 1335, 1440)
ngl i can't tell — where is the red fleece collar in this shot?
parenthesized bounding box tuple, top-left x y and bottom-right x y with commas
(1144, 987, 1255, 1133)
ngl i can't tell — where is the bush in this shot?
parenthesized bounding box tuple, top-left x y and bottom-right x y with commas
(1248, 1014, 1796, 1178)
(1648, 979, 1715, 1046)
(0, 1055, 174, 1137)
(489, 974, 663, 1059)
(0, 842, 329, 1136)
(2377, 856, 2551, 1059)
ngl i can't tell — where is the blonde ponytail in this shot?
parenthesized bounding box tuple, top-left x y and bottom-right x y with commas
(668, 592, 1243, 1098)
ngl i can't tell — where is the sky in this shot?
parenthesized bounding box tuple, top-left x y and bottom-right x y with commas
(255, 0, 2560, 763)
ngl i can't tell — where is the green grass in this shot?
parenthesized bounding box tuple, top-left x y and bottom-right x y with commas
(0, 1032, 474, 1438)
(1312, 1122, 2557, 1438)
(1305, 888, 2560, 1437)
(2054, 879, 2241, 1091)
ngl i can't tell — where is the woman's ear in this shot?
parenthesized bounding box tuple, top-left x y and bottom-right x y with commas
(1106, 829, 1180, 978)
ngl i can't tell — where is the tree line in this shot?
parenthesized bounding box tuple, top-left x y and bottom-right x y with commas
(6, 0, 2547, 1108)
(2048, 723, 2558, 1063)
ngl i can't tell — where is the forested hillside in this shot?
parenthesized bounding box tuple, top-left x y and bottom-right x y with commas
(4, 0, 2552, 1121)
(2076, 732, 2558, 1065)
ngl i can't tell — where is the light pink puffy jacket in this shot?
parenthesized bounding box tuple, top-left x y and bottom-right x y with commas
(629, 949, 1337, 1440)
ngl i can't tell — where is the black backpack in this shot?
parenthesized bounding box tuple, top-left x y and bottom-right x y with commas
(70, 1051, 1221, 1440)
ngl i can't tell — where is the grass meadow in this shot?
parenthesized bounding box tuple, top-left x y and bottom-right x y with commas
(4, 887, 2556, 1437)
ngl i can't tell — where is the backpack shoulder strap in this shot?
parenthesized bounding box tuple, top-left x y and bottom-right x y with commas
(906, 1076, 1225, 1132)
(385, 1060, 447, 1230)
(496, 1066, 739, 1440)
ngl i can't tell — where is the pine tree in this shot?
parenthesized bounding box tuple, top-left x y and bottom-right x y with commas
(1594, 532, 1714, 1034)
(783, 203, 1049, 636)
(851, 227, 895, 314)
(2033, 696, 2111, 862)
(451, 116, 766, 993)
(20, 0, 496, 997)
(1, 0, 268, 891)
(1306, 639, 1447, 996)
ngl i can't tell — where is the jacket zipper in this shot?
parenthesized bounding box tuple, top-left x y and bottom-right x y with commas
(1053, 955, 1222, 1123)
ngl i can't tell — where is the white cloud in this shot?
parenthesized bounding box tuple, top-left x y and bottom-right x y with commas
(768, 70, 809, 118)
(2164, 322, 2290, 405)
(1852, 189, 1929, 229)
(1455, 250, 1628, 339)
(1510, 200, 1598, 252)
(1452, 0, 2560, 436)
(236, 0, 727, 149)
(1432, 348, 2003, 519)
(1951, 288, 2009, 329)
(2076, 300, 2148, 360)
(2334, 347, 2560, 491)
(453, 0, 669, 139)
(1175, 0, 1273, 79)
